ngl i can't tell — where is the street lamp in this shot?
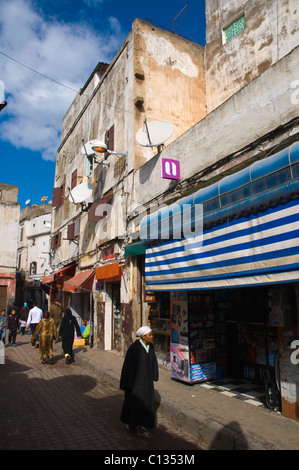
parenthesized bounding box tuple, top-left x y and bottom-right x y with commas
(91, 139, 128, 159)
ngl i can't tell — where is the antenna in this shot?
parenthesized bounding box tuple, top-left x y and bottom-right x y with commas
(172, 3, 189, 33)
(136, 118, 174, 148)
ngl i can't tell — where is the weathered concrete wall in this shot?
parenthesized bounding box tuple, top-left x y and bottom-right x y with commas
(0, 187, 20, 308)
(132, 19, 206, 168)
(133, 46, 299, 210)
(0, 202, 20, 270)
(205, 0, 299, 112)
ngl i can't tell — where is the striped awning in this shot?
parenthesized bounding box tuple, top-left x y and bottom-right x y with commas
(145, 198, 299, 291)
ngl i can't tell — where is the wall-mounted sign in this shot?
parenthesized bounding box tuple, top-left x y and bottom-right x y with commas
(161, 158, 180, 180)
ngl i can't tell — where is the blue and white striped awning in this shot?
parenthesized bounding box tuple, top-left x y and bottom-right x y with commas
(145, 198, 299, 290)
(142, 142, 299, 290)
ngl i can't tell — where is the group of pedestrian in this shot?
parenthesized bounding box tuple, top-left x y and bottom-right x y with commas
(0, 307, 22, 347)
(2, 300, 159, 437)
(0, 300, 82, 365)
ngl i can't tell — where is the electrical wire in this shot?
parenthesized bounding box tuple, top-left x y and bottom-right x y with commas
(0, 50, 84, 96)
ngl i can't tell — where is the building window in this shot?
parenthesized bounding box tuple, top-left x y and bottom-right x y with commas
(51, 232, 61, 250)
(30, 261, 37, 275)
(86, 154, 94, 177)
(222, 14, 245, 44)
(71, 169, 77, 190)
(52, 183, 65, 208)
(106, 125, 115, 151)
(114, 156, 126, 178)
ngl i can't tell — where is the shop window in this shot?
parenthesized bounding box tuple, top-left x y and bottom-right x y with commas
(147, 291, 170, 359)
(222, 14, 245, 44)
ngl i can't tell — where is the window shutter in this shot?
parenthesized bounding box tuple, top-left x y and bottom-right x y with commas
(71, 169, 77, 190)
(52, 187, 62, 208)
(57, 232, 62, 248)
(67, 223, 75, 240)
(51, 236, 56, 249)
(108, 125, 114, 151)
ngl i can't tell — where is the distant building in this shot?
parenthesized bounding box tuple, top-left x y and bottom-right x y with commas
(16, 203, 52, 310)
(0, 184, 20, 311)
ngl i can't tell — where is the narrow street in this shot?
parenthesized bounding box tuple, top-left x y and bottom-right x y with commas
(0, 332, 204, 453)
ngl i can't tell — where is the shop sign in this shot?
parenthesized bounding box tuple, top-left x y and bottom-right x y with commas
(161, 158, 180, 180)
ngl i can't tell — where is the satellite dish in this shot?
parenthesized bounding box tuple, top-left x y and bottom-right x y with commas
(81, 139, 100, 156)
(25, 199, 31, 205)
(69, 182, 93, 204)
(41, 196, 48, 202)
(136, 120, 174, 148)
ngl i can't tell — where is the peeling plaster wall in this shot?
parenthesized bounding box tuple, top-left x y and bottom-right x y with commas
(0, 186, 20, 308)
(205, 0, 299, 112)
(133, 19, 206, 168)
(133, 46, 299, 209)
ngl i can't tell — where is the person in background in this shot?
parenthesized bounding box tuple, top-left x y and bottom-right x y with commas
(26, 303, 43, 348)
(7, 309, 20, 347)
(32, 311, 56, 364)
(120, 326, 159, 438)
(49, 300, 64, 342)
(59, 308, 82, 364)
(19, 302, 29, 335)
(0, 309, 7, 345)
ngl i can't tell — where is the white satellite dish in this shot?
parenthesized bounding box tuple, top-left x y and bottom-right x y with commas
(69, 182, 93, 204)
(136, 120, 174, 148)
(25, 199, 31, 205)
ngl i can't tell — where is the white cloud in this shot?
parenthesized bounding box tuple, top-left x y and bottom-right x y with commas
(0, 0, 125, 161)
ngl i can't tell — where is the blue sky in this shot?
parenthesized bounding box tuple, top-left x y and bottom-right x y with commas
(0, 0, 206, 209)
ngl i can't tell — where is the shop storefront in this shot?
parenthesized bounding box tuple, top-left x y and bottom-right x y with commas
(140, 142, 299, 419)
(95, 261, 122, 351)
(62, 269, 95, 327)
(146, 290, 171, 363)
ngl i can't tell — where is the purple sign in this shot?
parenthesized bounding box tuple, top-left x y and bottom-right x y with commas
(161, 158, 180, 180)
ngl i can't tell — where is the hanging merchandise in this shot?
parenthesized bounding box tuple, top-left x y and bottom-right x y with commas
(170, 291, 217, 384)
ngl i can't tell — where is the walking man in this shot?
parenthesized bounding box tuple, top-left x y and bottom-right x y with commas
(26, 303, 43, 348)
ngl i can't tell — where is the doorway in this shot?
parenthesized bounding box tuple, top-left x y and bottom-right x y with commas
(0, 286, 7, 312)
(111, 282, 121, 350)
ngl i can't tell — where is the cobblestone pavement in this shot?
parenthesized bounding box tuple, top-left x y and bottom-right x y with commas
(0, 333, 205, 452)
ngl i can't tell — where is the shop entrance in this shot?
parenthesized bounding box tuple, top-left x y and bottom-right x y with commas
(215, 287, 280, 386)
(147, 291, 170, 363)
(0, 286, 7, 312)
(111, 282, 121, 351)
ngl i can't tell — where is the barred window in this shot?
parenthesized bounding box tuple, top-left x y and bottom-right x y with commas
(223, 15, 245, 44)
(114, 155, 126, 178)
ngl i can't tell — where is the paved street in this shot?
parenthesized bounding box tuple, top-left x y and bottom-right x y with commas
(0, 332, 204, 452)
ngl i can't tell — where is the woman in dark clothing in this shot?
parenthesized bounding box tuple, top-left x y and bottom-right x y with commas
(120, 326, 159, 437)
(59, 309, 81, 364)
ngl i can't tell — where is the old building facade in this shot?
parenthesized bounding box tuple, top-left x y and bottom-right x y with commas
(16, 203, 52, 310)
(47, 18, 206, 353)
(0, 184, 20, 312)
(47, 2, 299, 420)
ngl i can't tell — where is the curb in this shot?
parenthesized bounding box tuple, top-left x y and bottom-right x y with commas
(75, 351, 275, 450)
